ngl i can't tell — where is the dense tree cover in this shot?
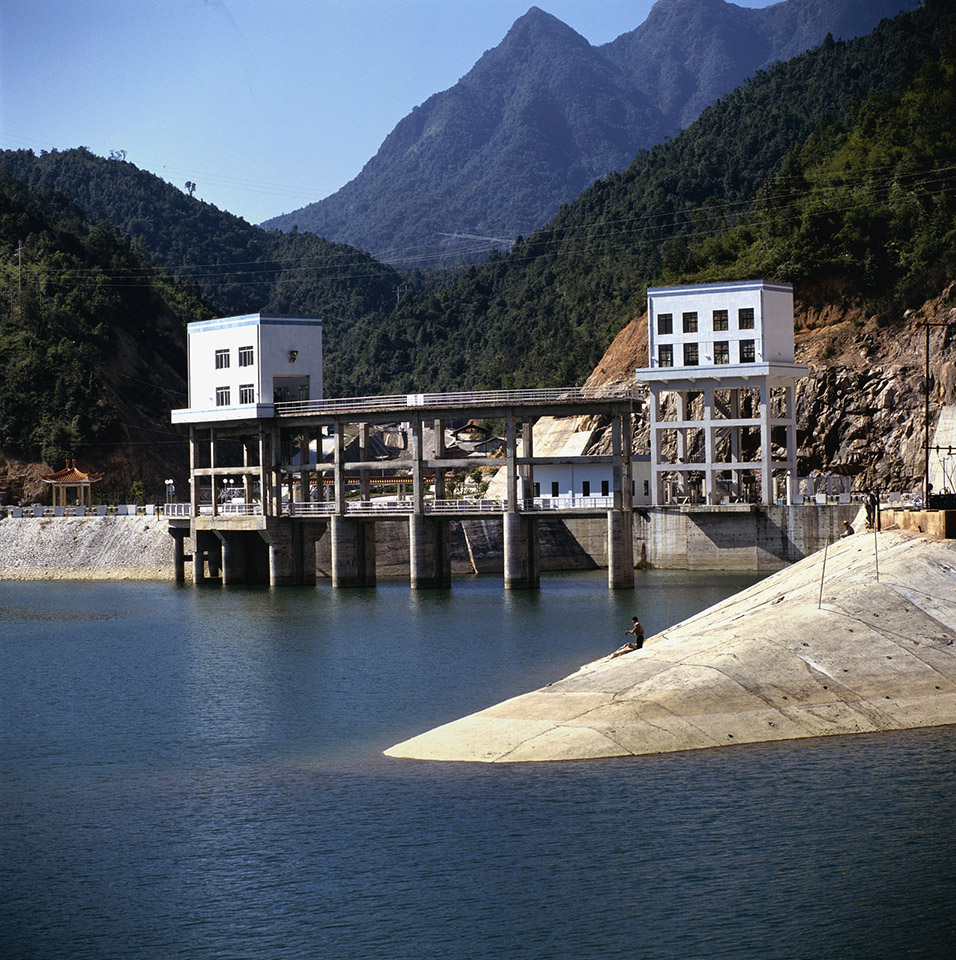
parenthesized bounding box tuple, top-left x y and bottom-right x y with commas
(264, 0, 916, 263)
(328, 0, 954, 393)
(673, 41, 956, 313)
(0, 171, 210, 462)
(0, 0, 950, 427)
(0, 148, 403, 387)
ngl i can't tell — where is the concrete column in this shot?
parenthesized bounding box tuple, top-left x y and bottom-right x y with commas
(433, 418, 445, 502)
(785, 383, 797, 481)
(192, 538, 205, 582)
(676, 391, 687, 499)
(209, 428, 218, 517)
(171, 529, 186, 583)
(189, 427, 200, 517)
(607, 509, 635, 589)
(520, 420, 534, 504)
(334, 422, 346, 514)
(505, 410, 518, 510)
(703, 386, 715, 504)
(359, 422, 371, 503)
(409, 514, 450, 588)
(219, 532, 246, 585)
(730, 389, 741, 499)
(503, 513, 539, 589)
(258, 429, 269, 516)
(621, 408, 633, 512)
(411, 418, 425, 513)
(611, 411, 623, 509)
(759, 382, 772, 505)
(331, 516, 376, 587)
(649, 389, 662, 506)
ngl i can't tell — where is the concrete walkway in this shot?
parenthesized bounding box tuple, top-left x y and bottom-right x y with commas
(385, 530, 956, 762)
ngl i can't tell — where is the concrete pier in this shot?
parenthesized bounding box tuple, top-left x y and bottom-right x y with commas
(331, 516, 376, 587)
(385, 530, 956, 762)
(409, 515, 451, 589)
(503, 513, 540, 589)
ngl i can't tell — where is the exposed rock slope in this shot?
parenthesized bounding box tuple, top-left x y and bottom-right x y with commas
(581, 281, 956, 493)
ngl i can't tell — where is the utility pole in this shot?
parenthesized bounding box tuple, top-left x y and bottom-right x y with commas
(17, 239, 23, 294)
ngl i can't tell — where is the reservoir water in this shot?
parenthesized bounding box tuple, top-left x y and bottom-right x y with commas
(1, 571, 953, 960)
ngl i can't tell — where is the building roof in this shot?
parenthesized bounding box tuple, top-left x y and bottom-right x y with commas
(40, 460, 104, 484)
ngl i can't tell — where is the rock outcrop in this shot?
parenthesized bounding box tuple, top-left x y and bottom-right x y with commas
(385, 530, 956, 761)
(578, 281, 956, 494)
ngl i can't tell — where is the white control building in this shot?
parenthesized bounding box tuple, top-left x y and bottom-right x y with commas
(172, 313, 323, 424)
(635, 280, 807, 505)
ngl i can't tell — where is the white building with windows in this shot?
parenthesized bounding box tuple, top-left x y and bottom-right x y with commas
(635, 280, 807, 506)
(172, 313, 322, 424)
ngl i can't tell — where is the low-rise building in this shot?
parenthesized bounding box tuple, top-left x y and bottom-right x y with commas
(172, 313, 322, 424)
(636, 280, 808, 505)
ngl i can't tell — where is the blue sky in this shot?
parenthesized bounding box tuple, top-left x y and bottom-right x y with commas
(2, 0, 776, 226)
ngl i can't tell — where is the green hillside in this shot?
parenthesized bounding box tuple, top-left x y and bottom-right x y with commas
(0, 171, 210, 464)
(0, 147, 404, 395)
(331, 0, 953, 393)
(673, 40, 956, 309)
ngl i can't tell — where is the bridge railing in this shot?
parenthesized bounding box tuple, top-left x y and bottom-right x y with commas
(282, 496, 614, 517)
(275, 384, 639, 417)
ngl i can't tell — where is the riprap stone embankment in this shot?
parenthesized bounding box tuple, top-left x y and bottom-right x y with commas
(385, 530, 956, 762)
(0, 516, 175, 580)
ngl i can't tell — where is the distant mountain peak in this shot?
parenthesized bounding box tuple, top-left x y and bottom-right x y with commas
(497, 5, 590, 51)
(262, 0, 923, 263)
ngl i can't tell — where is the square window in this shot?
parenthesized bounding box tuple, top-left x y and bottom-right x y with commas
(713, 309, 729, 331)
(683, 343, 699, 366)
(215, 386, 231, 406)
(657, 313, 673, 335)
(738, 307, 755, 329)
(215, 349, 230, 370)
(682, 311, 698, 333)
(239, 383, 255, 404)
(658, 344, 673, 367)
(740, 340, 755, 363)
(714, 341, 730, 364)
(238, 346, 254, 367)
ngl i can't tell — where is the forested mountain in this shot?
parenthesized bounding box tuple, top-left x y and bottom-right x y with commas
(0, 171, 209, 475)
(321, 0, 954, 394)
(262, 0, 919, 263)
(0, 147, 404, 396)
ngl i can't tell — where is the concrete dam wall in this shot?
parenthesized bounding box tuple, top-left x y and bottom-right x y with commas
(0, 505, 865, 581)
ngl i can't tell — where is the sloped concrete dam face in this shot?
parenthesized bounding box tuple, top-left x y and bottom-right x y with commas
(385, 531, 956, 762)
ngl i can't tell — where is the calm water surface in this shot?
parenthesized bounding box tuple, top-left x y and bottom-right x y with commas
(1, 571, 953, 960)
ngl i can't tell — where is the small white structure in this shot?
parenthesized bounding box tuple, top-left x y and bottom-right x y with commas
(521, 458, 653, 506)
(172, 313, 322, 424)
(635, 280, 807, 506)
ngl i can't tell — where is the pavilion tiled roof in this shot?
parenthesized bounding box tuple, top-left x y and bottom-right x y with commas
(40, 459, 104, 484)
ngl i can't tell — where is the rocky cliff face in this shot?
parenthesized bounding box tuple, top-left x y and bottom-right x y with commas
(583, 281, 956, 493)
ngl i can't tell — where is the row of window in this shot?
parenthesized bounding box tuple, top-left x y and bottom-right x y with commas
(536, 480, 650, 497)
(657, 308, 754, 335)
(214, 346, 255, 370)
(215, 385, 256, 406)
(658, 339, 755, 367)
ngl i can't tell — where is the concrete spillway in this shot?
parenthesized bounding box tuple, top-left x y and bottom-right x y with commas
(385, 530, 956, 762)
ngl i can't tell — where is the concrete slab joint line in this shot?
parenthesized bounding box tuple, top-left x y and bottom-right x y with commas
(384, 531, 956, 763)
